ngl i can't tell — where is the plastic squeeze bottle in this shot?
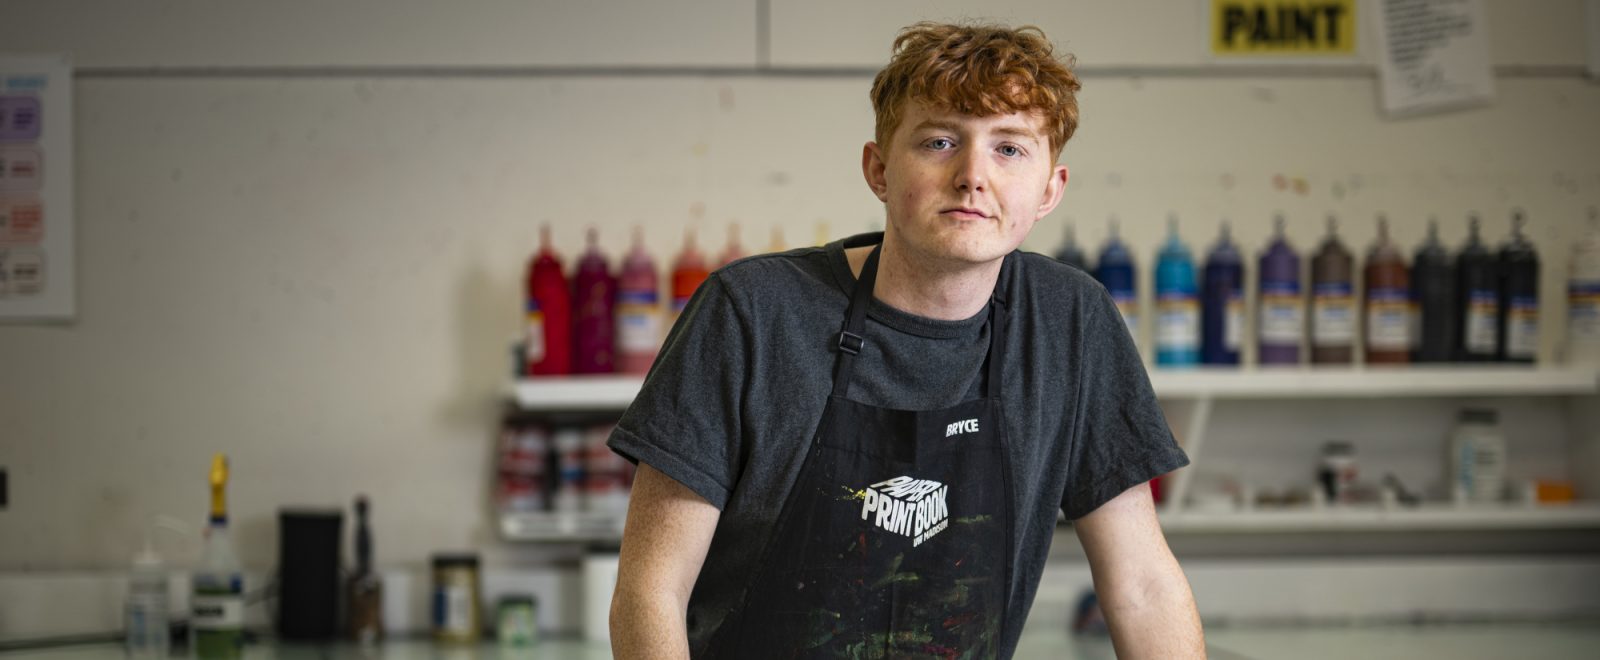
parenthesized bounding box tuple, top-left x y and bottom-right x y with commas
(669, 229, 710, 329)
(614, 227, 662, 375)
(1258, 214, 1303, 365)
(1155, 215, 1200, 367)
(193, 454, 244, 659)
(571, 228, 616, 374)
(1567, 207, 1600, 364)
(1412, 218, 1457, 362)
(1310, 215, 1355, 364)
(1053, 222, 1090, 272)
(1094, 216, 1140, 347)
(1497, 210, 1540, 363)
(1201, 221, 1244, 366)
(525, 225, 572, 375)
(1456, 214, 1501, 362)
(718, 223, 746, 267)
(1364, 214, 1412, 364)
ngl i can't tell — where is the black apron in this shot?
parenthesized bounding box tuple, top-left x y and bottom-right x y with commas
(714, 235, 1016, 659)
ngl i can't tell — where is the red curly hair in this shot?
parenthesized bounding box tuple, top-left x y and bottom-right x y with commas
(870, 22, 1081, 159)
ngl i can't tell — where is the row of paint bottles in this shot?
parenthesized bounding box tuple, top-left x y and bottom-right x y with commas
(525, 224, 777, 376)
(1074, 211, 1561, 365)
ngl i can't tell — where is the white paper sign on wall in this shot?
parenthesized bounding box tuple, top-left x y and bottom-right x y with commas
(1374, 0, 1495, 117)
(0, 55, 74, 321)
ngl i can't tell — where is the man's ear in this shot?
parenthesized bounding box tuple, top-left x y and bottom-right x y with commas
(1036, 163, 1070, 219)
(862, 141, 889, 203)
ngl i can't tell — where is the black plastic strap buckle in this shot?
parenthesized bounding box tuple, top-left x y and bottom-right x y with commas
(836, 331, 864, 355)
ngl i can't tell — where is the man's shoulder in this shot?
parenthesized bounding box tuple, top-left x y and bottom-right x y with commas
(712, 246, 839, 302)
(1012, 250, 1106, 308)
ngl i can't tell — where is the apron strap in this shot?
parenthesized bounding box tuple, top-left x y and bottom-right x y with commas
(831, 244, 881, 398)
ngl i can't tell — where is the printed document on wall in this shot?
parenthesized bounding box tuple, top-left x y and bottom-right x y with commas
(1375, 0, 1494, 117)
(0, 56, 74, 321)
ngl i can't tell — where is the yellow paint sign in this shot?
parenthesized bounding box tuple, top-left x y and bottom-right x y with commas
(1212, 0, 1357, 55)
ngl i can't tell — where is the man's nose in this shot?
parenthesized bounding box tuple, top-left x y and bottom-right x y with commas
(953, 147, 988, 193)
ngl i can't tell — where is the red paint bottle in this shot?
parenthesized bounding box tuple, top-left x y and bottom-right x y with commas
(525, 225, 572, 375)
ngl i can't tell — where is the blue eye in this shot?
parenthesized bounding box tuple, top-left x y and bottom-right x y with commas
(999, 145, 1023, 157)
(927, 138, 954, 150)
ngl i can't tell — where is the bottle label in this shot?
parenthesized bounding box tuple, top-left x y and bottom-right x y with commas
(524, 299, 545, 363)
(433, 584, 473, 632)
(1365, 287, 1411, 351)
(192, 575, 245, 630)
(1111, 290, 1138, 344)
(1561, 280, 1600, 346)
(1506, 295, 1538, 359)
(1465, 289, 1498, 354)
(1225, 295, 1244, 351)
(1259, 282, 1303, 346)
(615, 290, 662, 353)
(1156, 293, 1199, 350)
(1312, 282, 1355, 346)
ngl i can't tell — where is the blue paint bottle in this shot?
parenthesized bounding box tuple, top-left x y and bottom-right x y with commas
(1094, 216, 1139, 348)
(1201, 221, 1244, 365)
(1155, 215, 1200, 367)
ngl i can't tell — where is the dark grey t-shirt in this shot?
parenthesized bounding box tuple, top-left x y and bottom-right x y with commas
(608, 234, 1188, 657)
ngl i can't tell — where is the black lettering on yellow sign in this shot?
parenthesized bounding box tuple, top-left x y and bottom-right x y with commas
(1212, 0, 1356, 55)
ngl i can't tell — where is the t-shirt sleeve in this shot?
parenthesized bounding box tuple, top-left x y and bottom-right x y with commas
(607, 273, 750, 510)
(1060, 284, 1190, 520)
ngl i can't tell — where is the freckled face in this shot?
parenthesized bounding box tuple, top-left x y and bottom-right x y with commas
(865, 102, 1067, 268)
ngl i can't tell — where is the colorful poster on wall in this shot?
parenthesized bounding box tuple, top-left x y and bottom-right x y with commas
(1210, 0, 1359, 57)
(0, 55, 73, 321)
(1375, 0, 1495, 117)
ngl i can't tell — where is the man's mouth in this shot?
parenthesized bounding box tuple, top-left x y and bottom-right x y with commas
(941, 207, 991, 220)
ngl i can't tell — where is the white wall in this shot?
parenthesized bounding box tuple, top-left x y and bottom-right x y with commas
(0, 0, 1597, 615)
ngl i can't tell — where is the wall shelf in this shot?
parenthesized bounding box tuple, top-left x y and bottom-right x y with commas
(500, 510, 626, 543)
(511, 367, 1599, 411)
(1157, 503, 1600, 533)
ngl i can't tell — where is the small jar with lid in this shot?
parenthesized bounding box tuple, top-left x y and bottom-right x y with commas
(431, 553, 482, 643)
(1449, 408, 1507, 503)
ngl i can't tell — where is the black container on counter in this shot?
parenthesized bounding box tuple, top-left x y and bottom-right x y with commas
(1456, 214, 1500, 361)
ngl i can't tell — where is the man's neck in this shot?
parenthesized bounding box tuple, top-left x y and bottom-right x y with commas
(844, 241, 1002, 321)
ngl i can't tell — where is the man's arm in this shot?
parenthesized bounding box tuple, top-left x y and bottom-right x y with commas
(1074, 482, 1205, 659)
(610, 463, 721, 660)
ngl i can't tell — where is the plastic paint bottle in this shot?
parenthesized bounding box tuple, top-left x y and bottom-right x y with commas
(1155, 216, 1200, 367)
(1053, 222, 1090, 272)
(669, 229, 710, 329)
(1364, 215, 1411, 364)
(571, 228, 615, 374)
(1094, 216, 1140, 347)
(1456, 214, 1500, 362)
(1310, 215, 1355, 364)
(1201, 221, 1243, 366)
(1567, 207, 1600, 364)
(718, 222, 746, 267)
(525, 225, 573, 375)
(614, 227, 662, 375)
(1258, 214, 1303, 365)
(1412, 218, 1456, 362)
(1498, 210, 1540, 363)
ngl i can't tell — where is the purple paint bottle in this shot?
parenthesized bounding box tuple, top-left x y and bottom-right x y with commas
(1258, 214, 1303, 365)
(571, 228, 616, 374)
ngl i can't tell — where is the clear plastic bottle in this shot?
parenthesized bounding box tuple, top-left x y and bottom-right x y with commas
(1449, 409, 1507, 504)
(125, 544, 169, 658)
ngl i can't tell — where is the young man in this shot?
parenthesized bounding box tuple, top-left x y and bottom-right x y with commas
(609, 22, 1204, 659)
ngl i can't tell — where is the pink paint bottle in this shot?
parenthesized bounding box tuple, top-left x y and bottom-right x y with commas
(614, 227, 662, 375)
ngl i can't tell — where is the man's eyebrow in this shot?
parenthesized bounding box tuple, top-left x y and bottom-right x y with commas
(909, 119, 1042, 145)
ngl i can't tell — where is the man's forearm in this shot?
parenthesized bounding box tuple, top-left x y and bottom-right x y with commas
(610, 587, 692, 660)
(1100, 571, 1205, 659)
